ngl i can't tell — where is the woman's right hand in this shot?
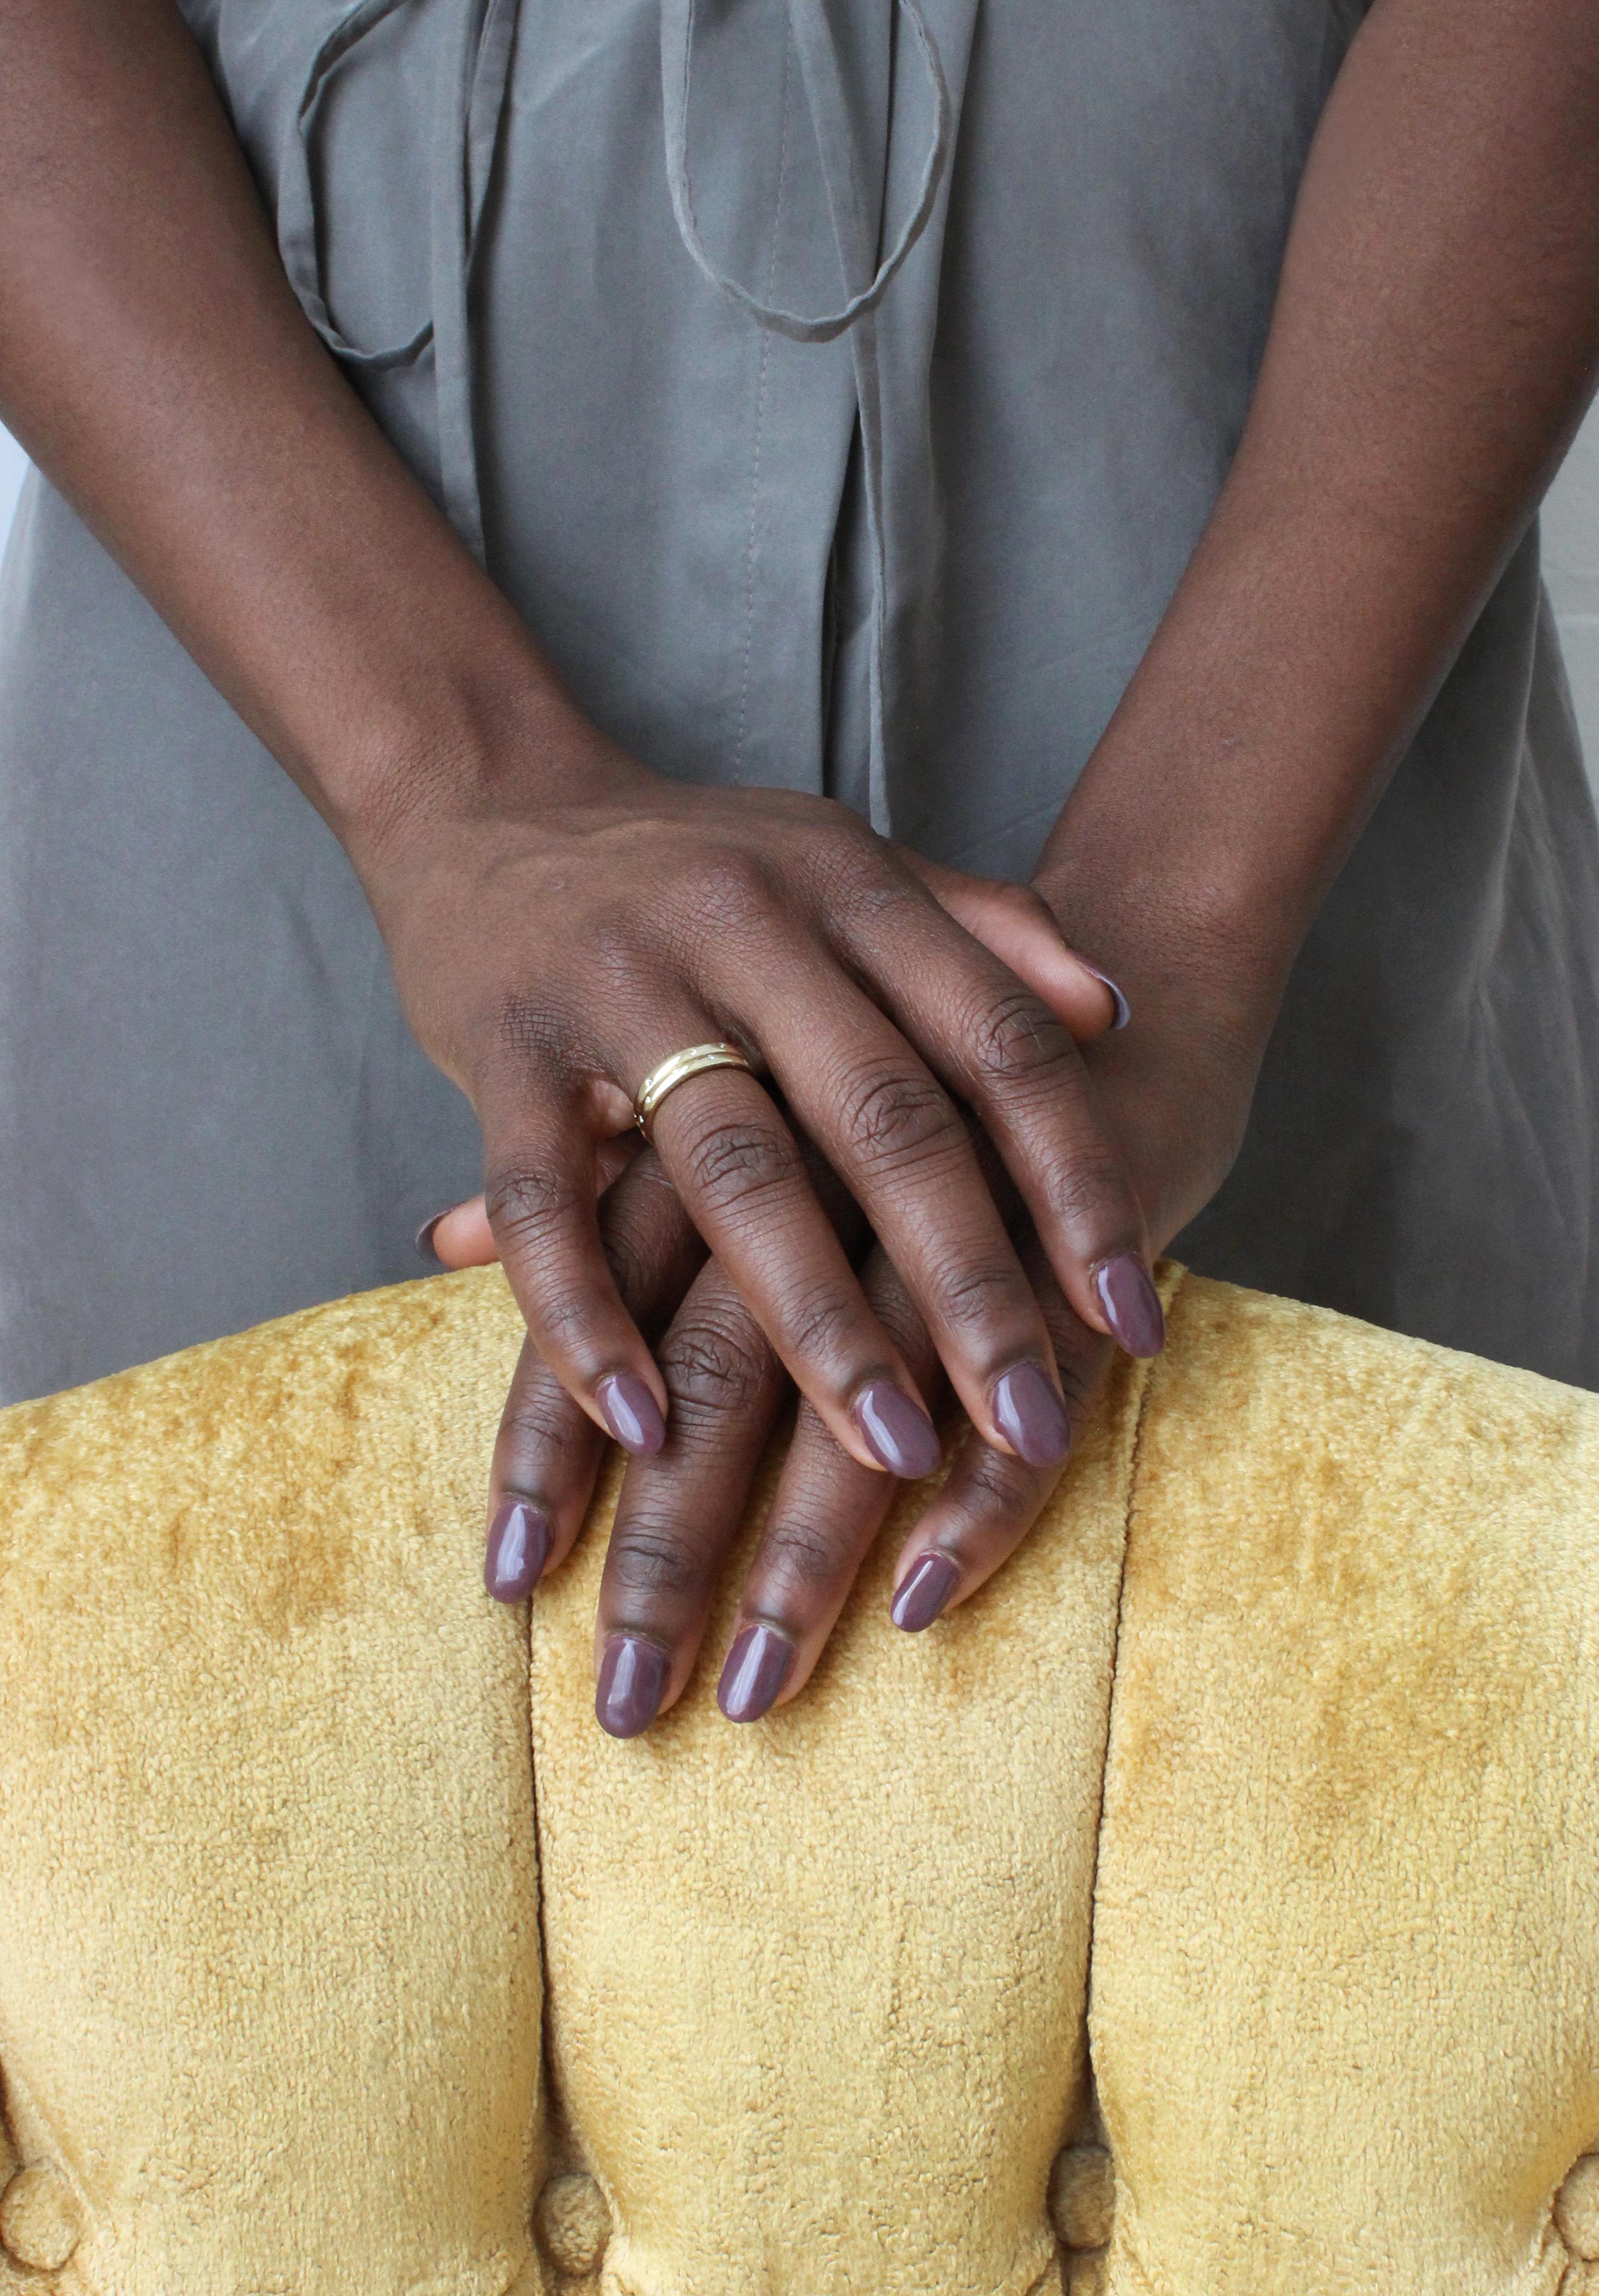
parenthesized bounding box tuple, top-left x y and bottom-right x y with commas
(361, 724, 1162, 1482)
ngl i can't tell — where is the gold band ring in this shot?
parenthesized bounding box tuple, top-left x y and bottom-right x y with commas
(633, 1041, 754, 1134)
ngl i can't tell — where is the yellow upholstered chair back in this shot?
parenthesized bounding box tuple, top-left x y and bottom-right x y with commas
(0, 1266, 1595, 2294)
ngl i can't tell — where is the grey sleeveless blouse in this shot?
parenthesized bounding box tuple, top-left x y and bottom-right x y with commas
(2, 0, 1596, 1400)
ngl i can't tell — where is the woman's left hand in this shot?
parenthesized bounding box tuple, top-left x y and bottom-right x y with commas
(436, 866, 1267, 1735)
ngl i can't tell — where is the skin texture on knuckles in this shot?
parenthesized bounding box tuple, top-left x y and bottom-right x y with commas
(475, 1116, 1118, 1735)
(450, 888, 1142, 1735)
(415, 792, 1150, 1494)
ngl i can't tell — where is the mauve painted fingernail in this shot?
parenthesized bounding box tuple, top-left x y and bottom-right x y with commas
(415, 1209, 451, 1262)
(1093, 1254, 1166, 1358)
(891, 1550, 961, 1633)
(483, 1498, 551, 1603)
(595, 1634, 668, 1738)
(992, 1363, 1072, 1467)
(717, 1623, 795, 1723)
(852, 1381, 942, 1479)
(1080, 962, 1131, 1030)
(596, 1370, 666, 1456)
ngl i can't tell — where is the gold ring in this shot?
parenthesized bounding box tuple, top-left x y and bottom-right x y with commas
(633, 1041, 754, 1134)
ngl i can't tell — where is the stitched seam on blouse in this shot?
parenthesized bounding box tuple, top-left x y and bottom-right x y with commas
(733, 30, 794, 778)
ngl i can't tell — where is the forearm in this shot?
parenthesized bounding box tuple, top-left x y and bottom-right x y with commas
(1036, 0, 1599, 1027)
(0, 0, 573, 855)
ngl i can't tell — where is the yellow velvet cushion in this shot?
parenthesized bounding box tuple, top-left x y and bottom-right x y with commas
(0, 1267, 1594, 2294)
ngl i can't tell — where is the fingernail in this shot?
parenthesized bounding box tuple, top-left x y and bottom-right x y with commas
(1092, 1254, 1166, 1357)
(852, 1381, 942, 1479)
(1080, 962, 1130, 1030)
(415, 1208, 452, 1262)
(891, 1550, 961, 1633)
(596, 1634, 669, 1738)
(991, 1363, 1072, 1467)
(483, 1498, 551, 1603)
(717, 1622, 795, 1723)
(596, 1371, 667, 1456)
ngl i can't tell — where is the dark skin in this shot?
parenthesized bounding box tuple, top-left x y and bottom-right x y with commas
(0, 0, 1142, 1489)
(3, 0, 1598, 1728)
(433, 0, 1599, 1725)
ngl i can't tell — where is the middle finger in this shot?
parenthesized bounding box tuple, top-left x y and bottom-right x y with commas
(705, 943, 1076, 1466)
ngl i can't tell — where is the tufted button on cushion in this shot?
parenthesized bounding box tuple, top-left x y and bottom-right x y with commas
(0, 2165, 82, 2272)
(1557, 2156, 1599, 2259)
(1048, 2144, 1114, 2250)
(535, 2170, 612, 2278)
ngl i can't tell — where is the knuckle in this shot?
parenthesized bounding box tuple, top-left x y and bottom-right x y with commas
(963, 987, 1073, 1093)
(680, 1116, 798, 1209)
(602, 1225, 658, 1314)
(963, 1439, 1044, 1513)
(936, 1257, 1029, 1336)
(484, 1157, 584, 1249)
(490, 992, 571, 1073)
(836, 858, 911, 925)
(837, 1061, 961, 1171)
(1047, 1150, 1136, 1234)
(755, 1514, 851, 1600)
(519, 1284, 600, 1353)
(584, 916, 650, 995)
(778, 1280, 860, 1368)
(606, 1526, 703, 1603)
(601, 1162, 693, 1307)
(659, 1315, 773, 1418)
(498, 1389, 594, 1472)
(679, 853, 776, 939)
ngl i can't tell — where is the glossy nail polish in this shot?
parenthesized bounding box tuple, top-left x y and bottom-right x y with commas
(595, 1635, 668, 1738)
(891, 1550, 961, 1633)
(718, 1623, 795, 1723)
(415, 1210, 451, 1263)
(852, 1382, 942, 1479)
(1080, 962, 1131, 1031)
(483, 1499, 551, 1603)
(596, 1371, 667, 1456)
(992, 1363, 1072, 1467)
(1092, 1255, 1166, 1358)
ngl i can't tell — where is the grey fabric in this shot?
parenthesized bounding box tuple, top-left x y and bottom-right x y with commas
(0, 475, 481, 1402)
(1, 0, 1596, 1400)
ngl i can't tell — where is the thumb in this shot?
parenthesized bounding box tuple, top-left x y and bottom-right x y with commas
(899, 852, 1129, 1039)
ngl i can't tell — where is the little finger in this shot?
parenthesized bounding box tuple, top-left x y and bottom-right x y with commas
(484, 1149, 706, 1601)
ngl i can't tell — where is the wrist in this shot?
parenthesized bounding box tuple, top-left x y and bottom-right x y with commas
(1029, 843, 1295, 1078)
(310, 642, 637, 885)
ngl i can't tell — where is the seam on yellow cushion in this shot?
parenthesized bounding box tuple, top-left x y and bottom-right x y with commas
(1079, 1262, 1187, 2296)
(1088, 1260, 1188, 1884)
(1080, 1262, 1187, 2075)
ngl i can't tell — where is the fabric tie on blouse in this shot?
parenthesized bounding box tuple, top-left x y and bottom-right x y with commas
(277, 0, 951, 828)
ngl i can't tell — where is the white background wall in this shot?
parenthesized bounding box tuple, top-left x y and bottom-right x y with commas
(6, 413, 1599, 767)
(0, 427, 23, 550)
(1540, 413, 1599, 750)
